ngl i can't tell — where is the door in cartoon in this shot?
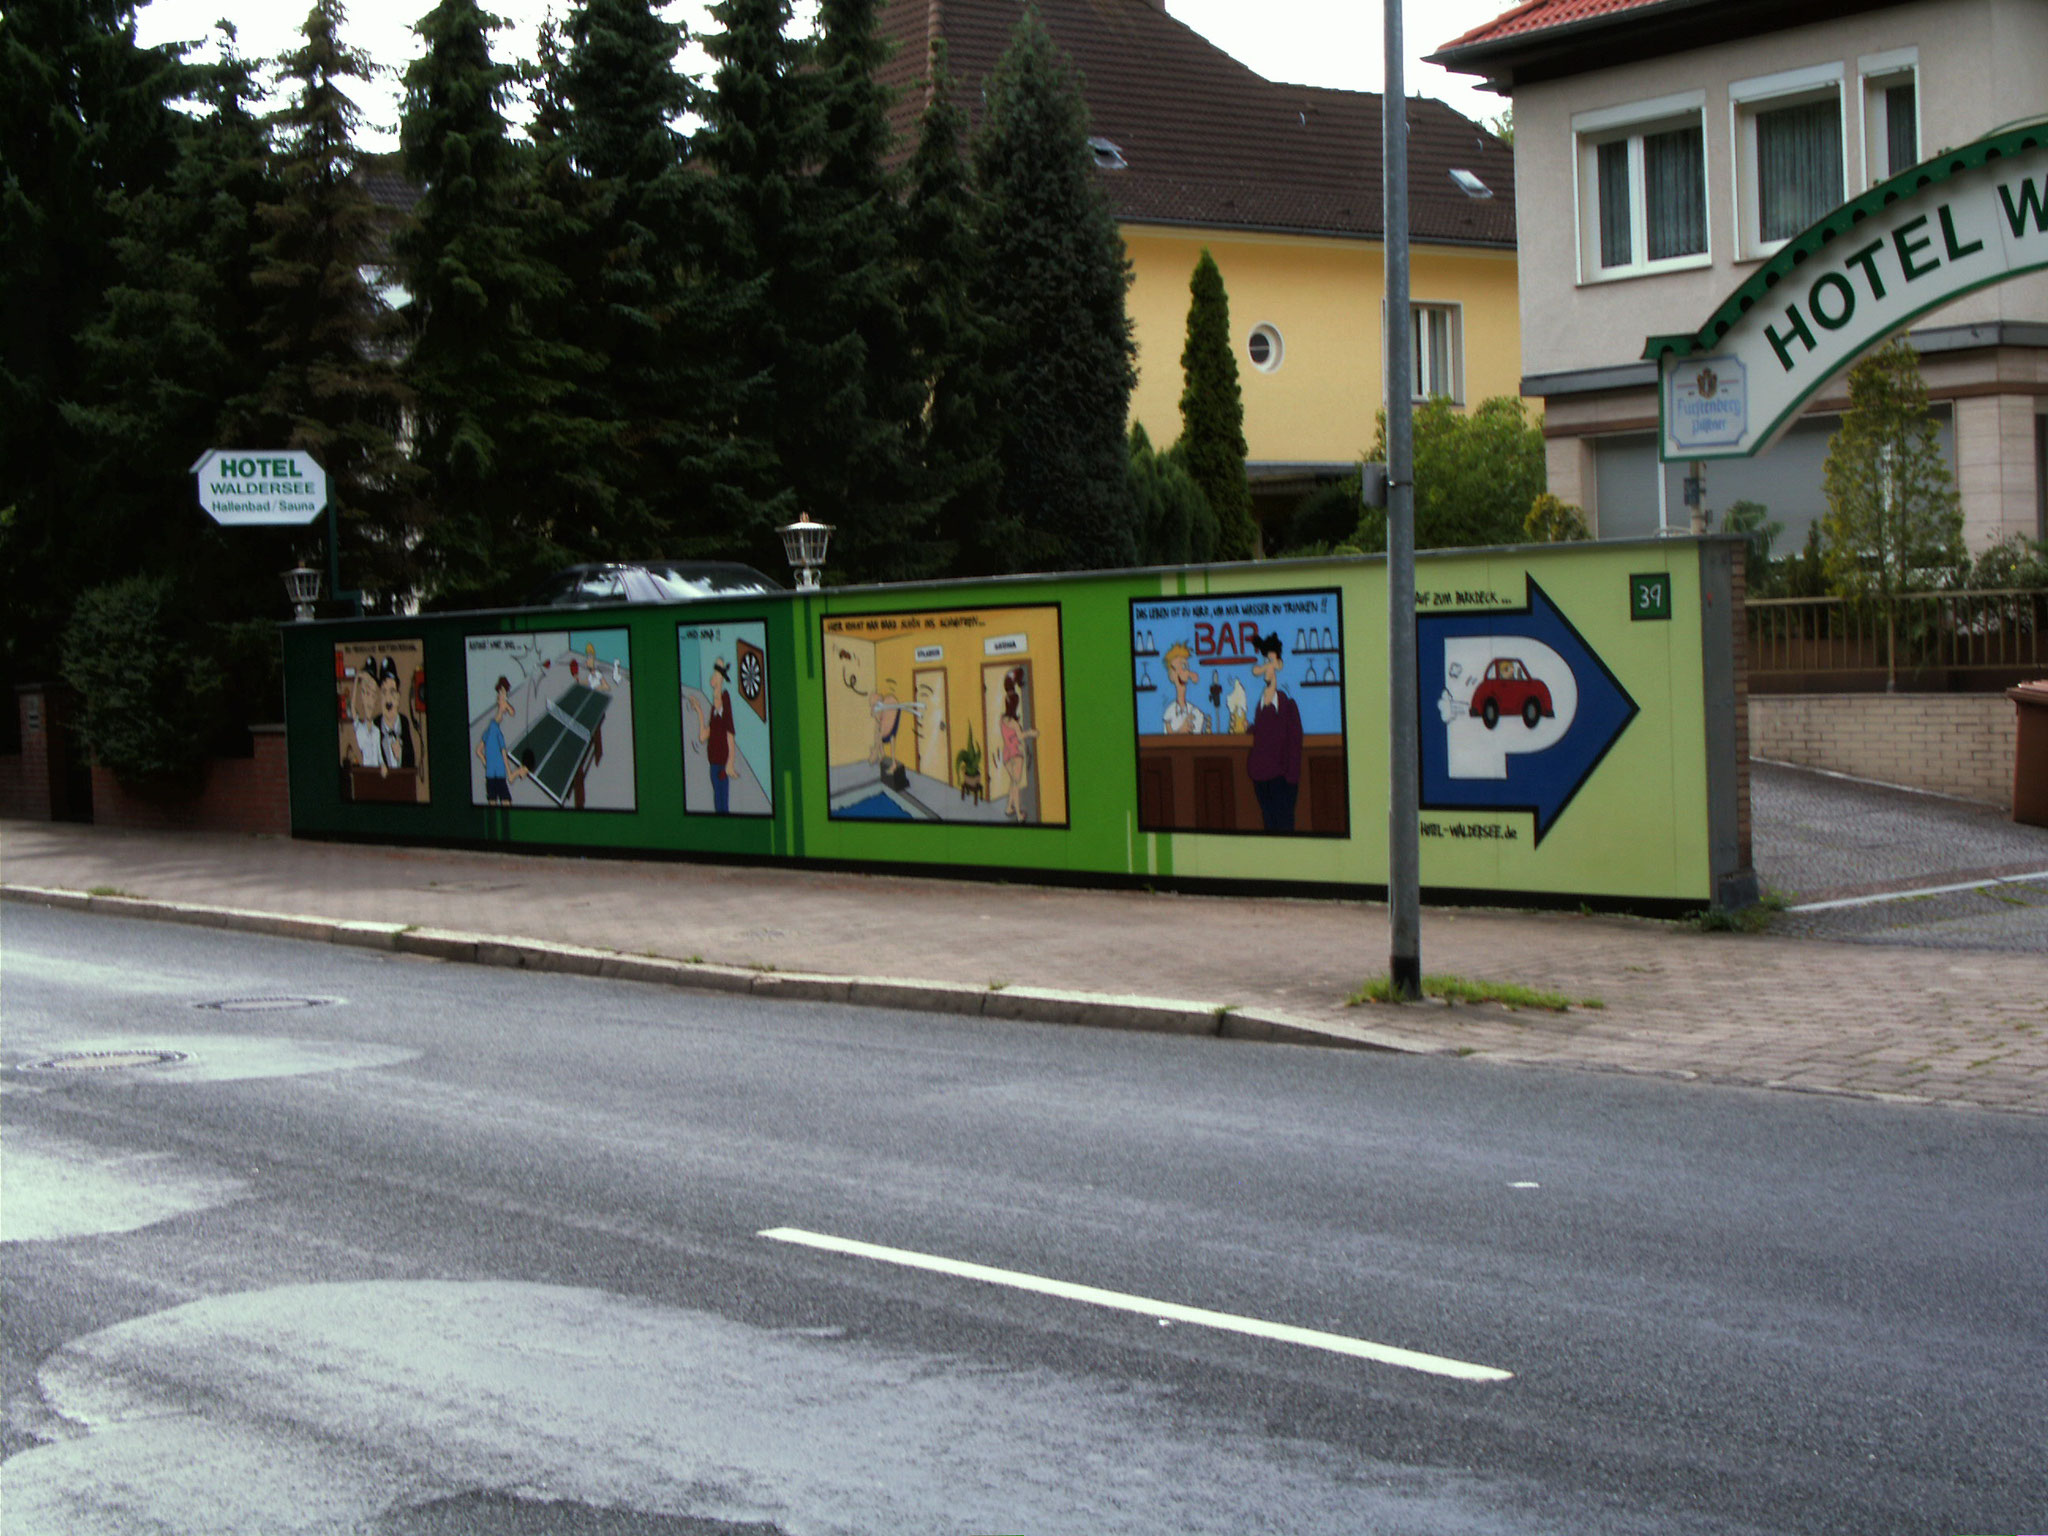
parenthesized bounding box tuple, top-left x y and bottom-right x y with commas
(914, 668, 950, 785)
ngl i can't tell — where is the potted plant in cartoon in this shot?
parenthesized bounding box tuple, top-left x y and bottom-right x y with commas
(954, 723, 985, 802)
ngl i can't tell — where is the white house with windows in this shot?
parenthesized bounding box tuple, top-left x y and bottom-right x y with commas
(1431, 0, 2047, 553)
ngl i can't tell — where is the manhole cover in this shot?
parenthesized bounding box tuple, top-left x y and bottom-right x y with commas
(195, 996, 338, 1012)
(20, 1050, 190, 1072)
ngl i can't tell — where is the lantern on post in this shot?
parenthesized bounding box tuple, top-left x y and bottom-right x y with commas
(777, 513, 834, 591)
(283, 566, 322, 622)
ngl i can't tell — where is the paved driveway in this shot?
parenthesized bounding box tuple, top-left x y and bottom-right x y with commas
(1751, 761, 2048, 952)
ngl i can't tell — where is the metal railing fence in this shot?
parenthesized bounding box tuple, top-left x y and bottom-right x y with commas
(1747, 589, 2048, 691)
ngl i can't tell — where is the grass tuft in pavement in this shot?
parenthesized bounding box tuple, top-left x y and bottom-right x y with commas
(1688, 886, 1792, 933)
(1349, 973, 1591, 1012)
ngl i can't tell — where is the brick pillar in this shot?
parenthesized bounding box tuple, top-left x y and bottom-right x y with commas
(1729, 544, 1752, 872)
(1, 684, 85, 820)
(2, 685, 55, 819)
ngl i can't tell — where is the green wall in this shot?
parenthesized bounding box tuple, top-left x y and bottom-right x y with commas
(286, 538, 1747, 909)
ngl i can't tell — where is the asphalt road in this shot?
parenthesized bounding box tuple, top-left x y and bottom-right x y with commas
(3, 906, 2044, 1536)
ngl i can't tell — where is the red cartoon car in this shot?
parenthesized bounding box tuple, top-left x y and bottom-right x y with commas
(1469, 657, 1554, 729)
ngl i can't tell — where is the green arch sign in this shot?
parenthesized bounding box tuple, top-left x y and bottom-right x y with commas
(1647, 118, 2048, 461)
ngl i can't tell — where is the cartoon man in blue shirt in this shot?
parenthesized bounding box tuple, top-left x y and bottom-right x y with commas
(476, 676, 530, 806)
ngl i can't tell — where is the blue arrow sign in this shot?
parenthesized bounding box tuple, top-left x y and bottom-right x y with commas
(1417, 576, 1638, 844)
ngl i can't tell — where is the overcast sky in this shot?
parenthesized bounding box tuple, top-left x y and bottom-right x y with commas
(130, 0, 1514, 147)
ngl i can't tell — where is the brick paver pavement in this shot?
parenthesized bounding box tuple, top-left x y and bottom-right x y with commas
(5, 819, 2044, 1115)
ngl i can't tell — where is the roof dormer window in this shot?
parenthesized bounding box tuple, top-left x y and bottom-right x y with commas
(1087, 136, 1128, 170)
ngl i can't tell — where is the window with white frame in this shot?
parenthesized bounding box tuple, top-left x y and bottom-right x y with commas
(1573, 93, 1708, 280)
(1412, 304, 1462, 402)
(1733, 64, 1846, 258)
(1861, 50, 1918, 185)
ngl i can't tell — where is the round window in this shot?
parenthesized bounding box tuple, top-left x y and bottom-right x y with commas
(1247, 323, 1283, 373)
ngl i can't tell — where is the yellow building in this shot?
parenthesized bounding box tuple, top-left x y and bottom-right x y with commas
(881, 0, 1521, 524)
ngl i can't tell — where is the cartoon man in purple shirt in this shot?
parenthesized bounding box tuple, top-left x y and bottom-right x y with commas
(1245, 632, 1303, 832)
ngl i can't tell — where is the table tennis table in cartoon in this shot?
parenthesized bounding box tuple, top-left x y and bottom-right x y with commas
(511, 682, 611, 809)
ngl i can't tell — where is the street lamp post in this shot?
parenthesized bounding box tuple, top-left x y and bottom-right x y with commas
(1385, 0, 1423, 1000)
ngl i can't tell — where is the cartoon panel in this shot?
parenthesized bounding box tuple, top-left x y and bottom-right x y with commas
(1418, 576, 1637, 844)
(1130, 590, 1348, 835)
(334, 639, 429, 804)
(464, 629, 637, 812)
(678, 620, 772, 817)
(823, 605, 1067, 826)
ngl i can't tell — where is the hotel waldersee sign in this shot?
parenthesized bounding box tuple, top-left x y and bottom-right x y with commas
(1650, 121, 2048, 461)
(191, 448, 329, 526)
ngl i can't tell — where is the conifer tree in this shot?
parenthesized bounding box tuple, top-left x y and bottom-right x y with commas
(694, 0, 929, 581)
(1178, 249, 1258, 561)
(689, 0, 813, 563)
(399, 0, 605, 603)
(808, 0, 930, 580)
(971, 12, 1139, 573)
(234, 0, 420, 609)
(1128, 423, 1214, 567)
(905, 40, 1000, 575)
(557, 0, 694, 555)
(0, 0, 188, 677)
(67, 28, 296, 616)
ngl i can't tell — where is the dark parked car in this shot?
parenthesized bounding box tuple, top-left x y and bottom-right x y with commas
(523, 561, 785, 607)
(1469, 657, 1554, 729)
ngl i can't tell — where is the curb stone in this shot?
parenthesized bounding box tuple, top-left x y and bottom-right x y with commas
(1, 883, 1412, 1058)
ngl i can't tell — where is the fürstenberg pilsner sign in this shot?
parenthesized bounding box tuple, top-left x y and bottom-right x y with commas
(1649, 120, 2048, 461)
(190, 448, 329, 525)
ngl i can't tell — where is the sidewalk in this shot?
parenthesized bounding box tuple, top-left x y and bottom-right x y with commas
(4, 811, 2045, 1116)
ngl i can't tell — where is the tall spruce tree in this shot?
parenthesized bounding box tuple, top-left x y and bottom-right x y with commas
(905, 40, 1000, 575)
(971, 11, 1139, 573)
(1178, 249, 1257, 561)
(0, 0, 187, 679)
(693, 0, 928, 581)
(808, 0, 929, 580)
(557, 0, 694, 556)
(689, 0, 813, 564)
(67, 27, 297, 619)
(235, 0, 420, 609)
(399, 0, 604, 604)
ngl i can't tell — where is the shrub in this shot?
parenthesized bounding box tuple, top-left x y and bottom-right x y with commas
(1277, 474, 1365, 556)
(1524, 492, 1590, 542)
(1965, 533, 2048, 590)
(61, 575, 226, 786)
(1128, 424, 1216, 566)
(1363, 395, 1547, 550)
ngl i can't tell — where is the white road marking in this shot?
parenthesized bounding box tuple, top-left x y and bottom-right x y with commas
(758, 1226, 1513, 1382)
(1509, 1182, 1541, 1189)
(1786, 869, 2048, 913)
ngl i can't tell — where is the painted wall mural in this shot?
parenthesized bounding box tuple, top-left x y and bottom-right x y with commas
(286, 543, 1748, 908)
(1418, 577, 1637, 844)
(335, 639, 429, 803)
(822, 604, 1068, 825)
(463, 629, 637, 811)
(1131, 590, 1348, 835)
(678, 619, 772, 817)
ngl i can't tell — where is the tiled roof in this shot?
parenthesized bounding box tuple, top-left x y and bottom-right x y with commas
(1429, 0, 1880, 86)
(879, 0, 1516, 248)
(356, 153, 423, 217)
(1434, 0, 1670, 53)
